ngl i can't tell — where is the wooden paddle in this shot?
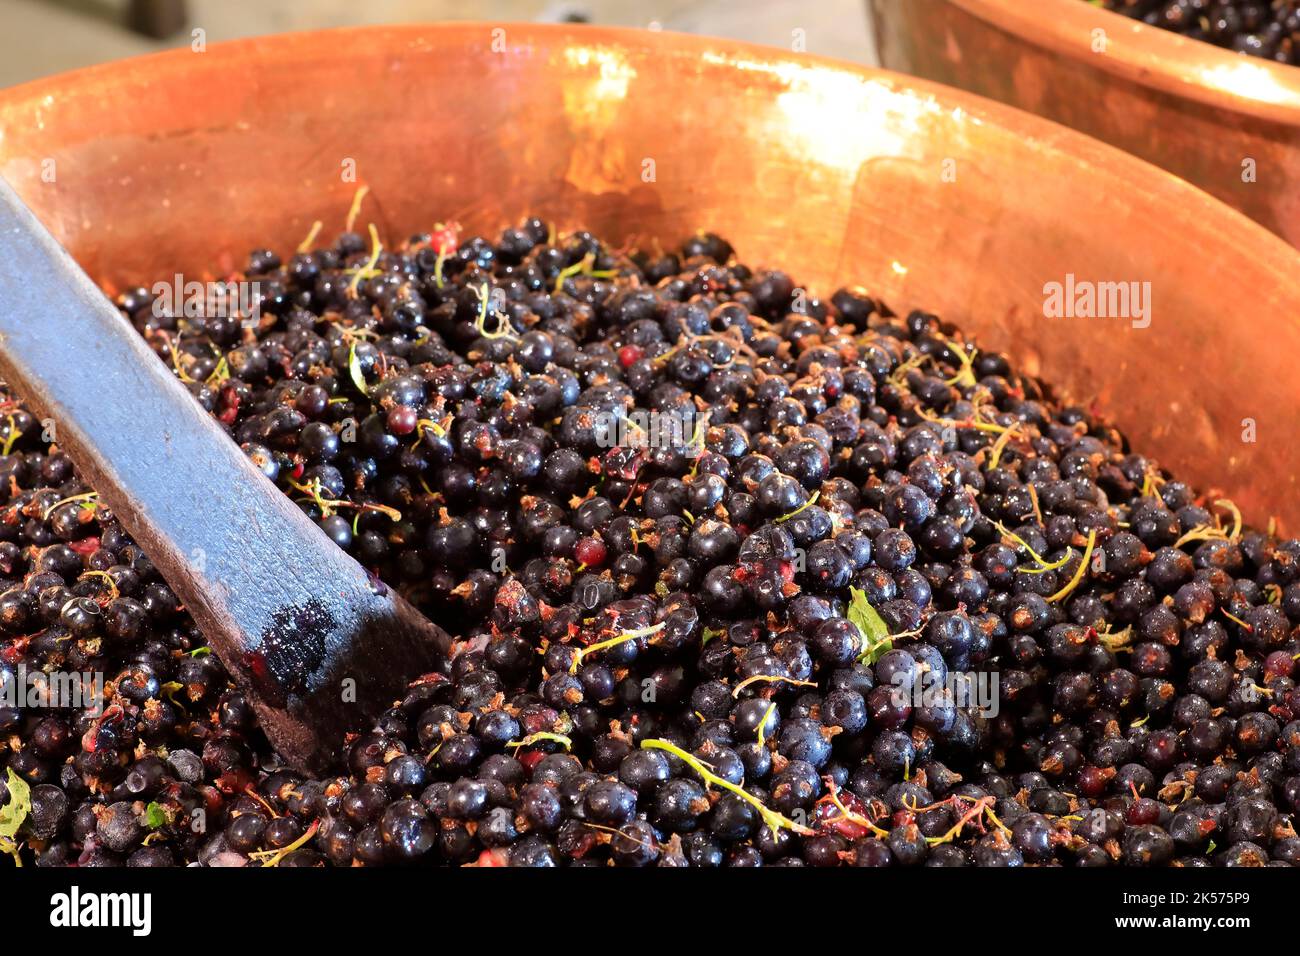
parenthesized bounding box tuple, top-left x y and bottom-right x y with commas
(0, 177, 450, 771)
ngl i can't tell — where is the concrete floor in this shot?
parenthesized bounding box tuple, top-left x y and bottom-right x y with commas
(0, 0, 877, 89)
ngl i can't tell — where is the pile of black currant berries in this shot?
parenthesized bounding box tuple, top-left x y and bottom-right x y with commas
(0, 214, 1298, 868)
(1098, 0, 1300, 63)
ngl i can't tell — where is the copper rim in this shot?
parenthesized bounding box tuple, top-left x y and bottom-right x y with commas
(951, 0, 1300, 122)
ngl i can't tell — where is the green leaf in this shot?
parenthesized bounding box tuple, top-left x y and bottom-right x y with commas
(848, 586, 893, 665)
(701, 627, 724, 647)
(144, 802, 168, 829)
(0, 768, 31, 839)
(348, 343, 369, 396)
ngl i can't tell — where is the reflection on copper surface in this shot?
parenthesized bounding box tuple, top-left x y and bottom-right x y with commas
(776, 77, 925, 170)
(1194, 60, 1300, 107)
(562, 44, 636, 105)
(561, 45, 637, 193)
(704, 51, 951, 169)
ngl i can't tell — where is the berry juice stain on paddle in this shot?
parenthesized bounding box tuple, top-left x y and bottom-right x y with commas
(245, 599, 335, 705)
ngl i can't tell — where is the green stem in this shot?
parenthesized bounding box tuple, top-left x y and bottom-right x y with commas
(641, 738, 813, 836)
(569, 622, 665, 674)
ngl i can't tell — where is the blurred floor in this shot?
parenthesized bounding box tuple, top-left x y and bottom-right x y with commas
(0, 0, 876, 88)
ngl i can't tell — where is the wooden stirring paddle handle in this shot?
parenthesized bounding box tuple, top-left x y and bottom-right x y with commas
(0, 176, 449, 771)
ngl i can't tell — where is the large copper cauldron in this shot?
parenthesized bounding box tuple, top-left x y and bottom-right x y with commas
(871, 0, 1300, 247)
(0, 24, 1296, 527)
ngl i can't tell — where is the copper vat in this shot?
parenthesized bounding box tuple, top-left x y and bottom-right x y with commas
(0, 23, 1295, 528)
(871, 0, 1300, 247)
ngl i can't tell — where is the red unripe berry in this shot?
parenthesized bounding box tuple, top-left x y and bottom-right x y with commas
(68, 537, 101, 557)
(574, 537, 607, 568)
(1076, 765, 1114, 798)
(1126, 798, 1160, 826)
(1264, 650, 1294, 679)
(518, 749, 546, 773)
(387, 405, 419, 436)
(890, 810, 915, 829)
(430, 224, 460, 255)
(618, 345, 643, 368)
